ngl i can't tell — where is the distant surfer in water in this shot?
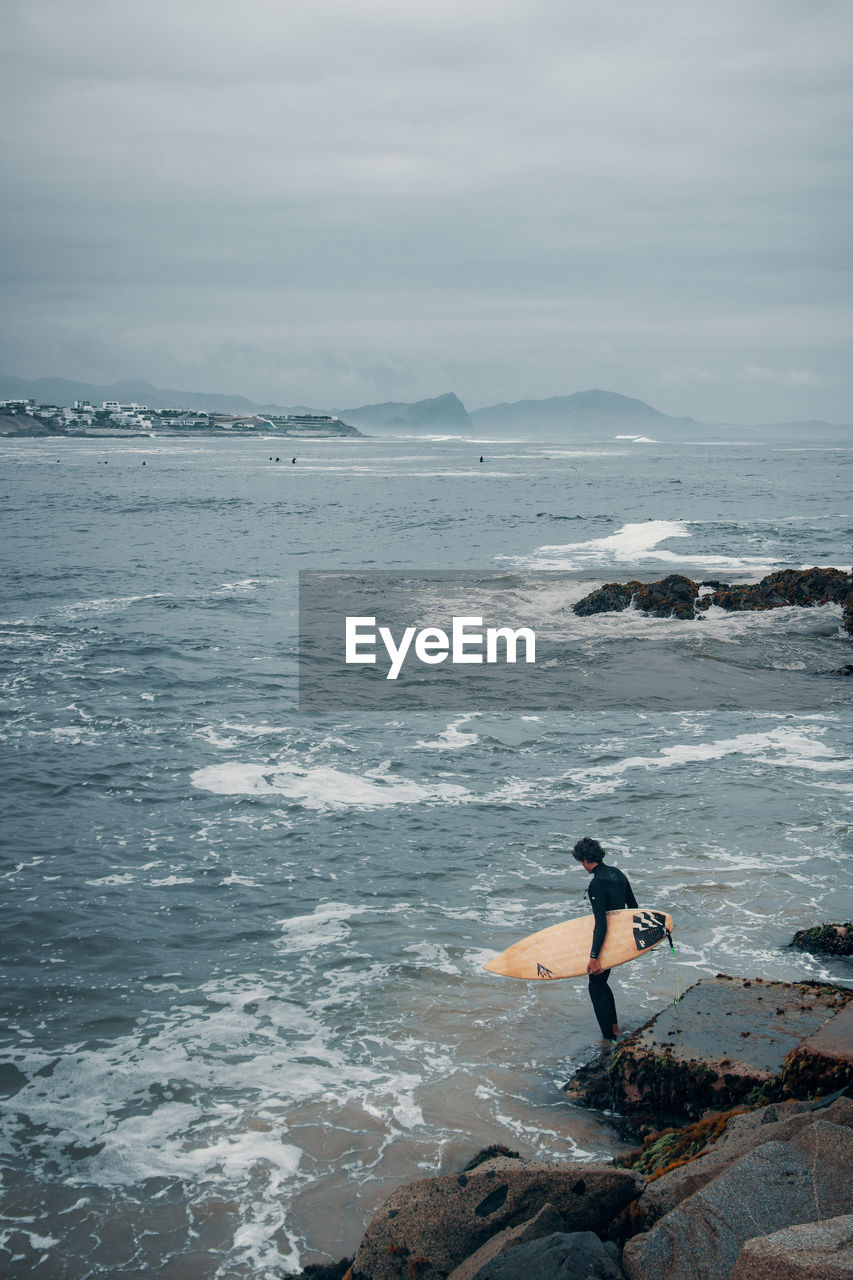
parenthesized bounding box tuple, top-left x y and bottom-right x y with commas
(573, 837, 637, 1042)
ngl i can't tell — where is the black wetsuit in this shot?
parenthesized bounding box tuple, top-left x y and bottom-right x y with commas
(586, 862, 637, 1039)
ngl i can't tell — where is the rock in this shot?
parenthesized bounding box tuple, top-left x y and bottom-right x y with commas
(633, 1097, 853, 1229)
(573, 581, 642, 617)
(351, 1164, 642, 1280)
(565, 976, 852, 1124)
(573, 576, 698, 619)
(461, 1146, 522, 1173)
(291, 1262, 354, 1280)
(695, 568, 853, 615)
(572, 567, 853, 630)
(622, 1119, 853, 1280)
(730, 1215, 853, 1280)
(631, 576, 699, 620)
(784, 1003, 853, 1098)
(446, 1203, 566, 1280)
(790, 925, 853, 958)
(461, 1230, 625, 1280)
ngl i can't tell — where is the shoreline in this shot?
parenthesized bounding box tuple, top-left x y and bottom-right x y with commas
(0, 426, 361, 439)
(310, 962, 852, 1280)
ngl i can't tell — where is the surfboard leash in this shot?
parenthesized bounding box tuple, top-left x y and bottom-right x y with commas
(666, 930, 681, 1007)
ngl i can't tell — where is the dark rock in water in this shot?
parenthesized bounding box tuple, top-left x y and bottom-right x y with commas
(574, 576, 699, 619)
(350, 1162, 642, 1280)
(565, 976, 852, 1125)
(790, 923, 852, 957)
(622, 1120, 853, 1280)
(460, 1230, 625, 1280)
(695, 567, 853, 615)
(573, 567, 853, 632)
(574, 581, 643, 617)
(729, 1214, 853, 1280)
(632, 575, 699, 620)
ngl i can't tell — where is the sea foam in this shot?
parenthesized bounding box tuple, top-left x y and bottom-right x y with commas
(191, 761, 471, 810)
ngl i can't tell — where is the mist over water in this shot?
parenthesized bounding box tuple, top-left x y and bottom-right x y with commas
(1, 433, 851, 1277)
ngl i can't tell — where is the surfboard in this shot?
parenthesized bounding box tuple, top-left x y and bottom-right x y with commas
(484, 908, 673, 980)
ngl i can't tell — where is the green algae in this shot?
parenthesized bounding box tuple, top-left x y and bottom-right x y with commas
(790, 923, 852, 957)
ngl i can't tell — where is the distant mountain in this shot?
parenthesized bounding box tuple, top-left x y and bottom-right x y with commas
(337, 392, 473, 431)
(0, 374, 315, 417)
(470, 392, 853, 441)
(3, 374, 849, 441)
(470, 389, 697, 434)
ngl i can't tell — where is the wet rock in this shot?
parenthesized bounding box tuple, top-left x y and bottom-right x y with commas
(574, 576, 698, 619)
(350, 1163, 642, 1280)
(790, 924, 852, 958)
(565, 977, 852, 1124)
(573, 581, 642, 617)
(631, 576, 699, 620)
(695, 567, 853, 615)
(460, 1230, 624, 1280)
(632, 1097, 853, 1230)
(729, 1214, 853, 1280)
(572, 567, 853, 631)
(622, 1119, 853, 1280)
(784, 1003, 853, 1099)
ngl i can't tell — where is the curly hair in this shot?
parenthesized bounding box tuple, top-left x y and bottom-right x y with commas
(572, 837, 605, 863)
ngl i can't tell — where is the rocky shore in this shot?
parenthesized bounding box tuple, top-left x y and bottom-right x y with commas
(296, 952, 853, 1280)
(572, 567, 853, 637)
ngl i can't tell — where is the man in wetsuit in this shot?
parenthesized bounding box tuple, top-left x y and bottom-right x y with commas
(573, 837, 637, 1041)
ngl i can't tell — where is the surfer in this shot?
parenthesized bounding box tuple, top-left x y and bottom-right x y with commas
(573, 837, 637, 1041)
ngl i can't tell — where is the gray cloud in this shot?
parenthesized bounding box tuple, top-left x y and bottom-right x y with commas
(1, 0, 852, 419)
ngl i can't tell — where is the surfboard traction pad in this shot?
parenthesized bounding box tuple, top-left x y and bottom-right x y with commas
(486, 909, 672, 981)
(565, 975, 853, 1125)
(632, 910, 669, 952)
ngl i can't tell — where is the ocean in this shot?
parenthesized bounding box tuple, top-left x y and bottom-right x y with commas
(1, 430, 851, 1278)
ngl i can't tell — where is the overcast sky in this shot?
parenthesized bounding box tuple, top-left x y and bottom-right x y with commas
(2, 0, 852, 420)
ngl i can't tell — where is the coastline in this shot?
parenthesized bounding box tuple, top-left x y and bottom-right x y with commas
(313, 961, 853, 1280)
